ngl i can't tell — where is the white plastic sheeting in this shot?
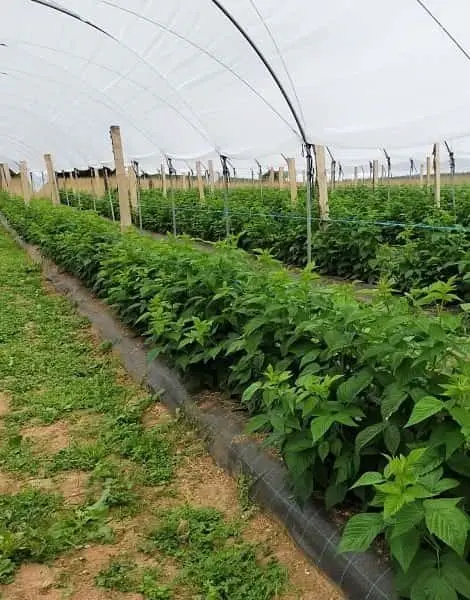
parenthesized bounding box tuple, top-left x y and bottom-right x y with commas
(1, 0, 470, 171)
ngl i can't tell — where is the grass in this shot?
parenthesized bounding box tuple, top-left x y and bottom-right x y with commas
(0, 227, 292, 598)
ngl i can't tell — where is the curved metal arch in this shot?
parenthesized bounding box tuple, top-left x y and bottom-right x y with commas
(29, 0, 115, 39)
(27, 0, 217, 149)
(210, 0, 307, 145)
(247, 0, 306, 128)
(101, 1, 298, 138)
(8, 40, 210, 158)
(2, 60, 169, 159)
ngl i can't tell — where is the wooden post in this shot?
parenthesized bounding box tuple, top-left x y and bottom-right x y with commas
(314, 145, 329, 220)
(44, 153, 60, 205)
(278, 166, 285, 189)
(372, 159, 379, 190)
(426, 156, 431, 187)
(128, 166, 138, 209)
(2, 164, 11, 190)
(269, 167, 275, 186)
(196, 161, 205, 201)
(434, 143, 441, 208)
(208, 159, 215, 194)
(182, 173, 188, 190)
(90, 167, 99, 197)
(0, 164, 9, 191)
(20, 161, 32, 203)
(419, 163, 424, 187)
(161, 164, 167, 198)
(354, 166, 358, 185)
(287, 158, 297, 204)
(109, 125, 132, 229)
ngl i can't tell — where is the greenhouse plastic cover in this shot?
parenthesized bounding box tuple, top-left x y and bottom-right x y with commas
(2, 0, 470, 172)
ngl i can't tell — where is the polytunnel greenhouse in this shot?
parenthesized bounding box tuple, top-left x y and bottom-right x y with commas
(2, 2, 470, 599)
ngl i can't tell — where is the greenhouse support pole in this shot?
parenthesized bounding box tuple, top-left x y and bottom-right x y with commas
(314, 145, 329, 222)
(354, 166, 358, 185)
(109, 125, 132, 230)
(305, 144, 315, 265)
(0, 165, 8, 192)
(279, 165, 285, 189)
(433, 143, 441, 208)
(269, 167, 275, 187)
(426, 156, 431, 187)
(90, 168, 99, 201)
(20, 161, 32, 203)
(1, 164, 11, 191)
(419, 163, 424, 187)
(74, 170, 82, 211)
(166, 157, 177, 236)
(44, 154, 60, 205)
(196, 161, 205, 202)
(220, 155, 231, 238)
(372, 159, 379, 191)
(63, 171, 70, 206)
(103, 168, 116, 223)
(208, 159, 215, 194)
(133, 161, 143, 232)
(161, 163, 167, 197)
(128, 165, 138, 210)
(182, 173, 188, 190)
(287, 158, 298, 204)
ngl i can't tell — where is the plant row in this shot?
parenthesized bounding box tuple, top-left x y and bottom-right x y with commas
(60, 184, 470, 301)
(4, 193, 470, 599)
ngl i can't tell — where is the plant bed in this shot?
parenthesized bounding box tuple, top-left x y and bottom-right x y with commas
(3, 194, 470, 599)
(0, 220, 342, 600)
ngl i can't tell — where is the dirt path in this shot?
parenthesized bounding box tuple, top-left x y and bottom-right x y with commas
(0, 228, 343, 599)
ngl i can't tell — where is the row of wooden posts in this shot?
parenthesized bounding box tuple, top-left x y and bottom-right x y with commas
(0, 127, 443, 231)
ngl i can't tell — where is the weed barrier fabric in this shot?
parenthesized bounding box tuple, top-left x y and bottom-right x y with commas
(0, 215, 397, 600)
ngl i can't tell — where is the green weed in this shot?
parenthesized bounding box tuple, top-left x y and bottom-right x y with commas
(146, 506, 286, 599)
(0, 489, 113, 583)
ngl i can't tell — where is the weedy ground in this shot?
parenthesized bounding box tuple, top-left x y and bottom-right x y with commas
(0, 229, 342, 600)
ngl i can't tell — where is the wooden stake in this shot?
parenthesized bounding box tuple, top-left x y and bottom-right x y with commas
(434, 143, 441, 208)
(2, 164, 11, 189)
(196, 161, 205, 201)
(269, 167, 275, 186)
(419, 163, 424, 187)
(426, 156, 431, 187)
(314, 145, 329, 220)
(161, 164, 167, 198)
(44, 154, 60, 205)
(287, 158, 297, 204)
(90, 168, 98, 197)
(128, 166, 138, 209)
(0, 164, 9, 191)
(208, 159, 215, 194)
(109, 125, 132, 229)
(20, 161, 31, 203)
(278, 166, 285, 189)
(372, 159, 379, 190)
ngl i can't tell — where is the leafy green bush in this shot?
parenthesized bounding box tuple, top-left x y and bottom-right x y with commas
(60, 183, 470, 299)
(4, 194, 470, 597)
